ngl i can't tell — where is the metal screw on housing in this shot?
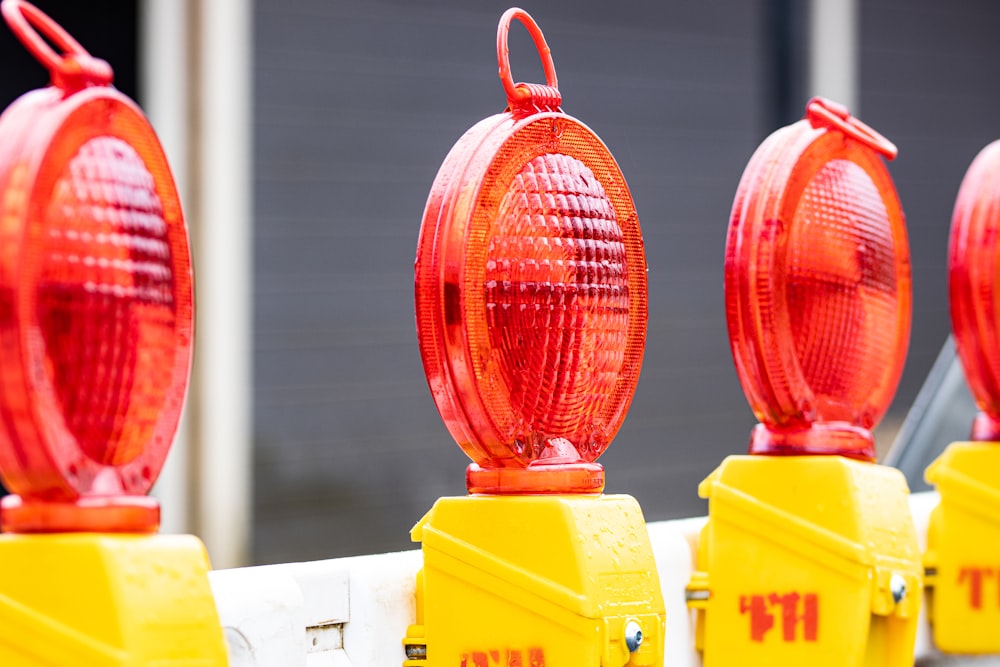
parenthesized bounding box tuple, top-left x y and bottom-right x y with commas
(890, 573, 907, 604)
(404, 644, 427, 660)
(624, 620, 643, 652)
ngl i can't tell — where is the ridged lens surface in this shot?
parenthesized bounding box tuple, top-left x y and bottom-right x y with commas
(725, 119, 910, 459)
(787, 158, 898, 426)
(415, 115, 647, 475)
(484, 153, 628, 453)
(0, 84, 189, 532)
(949, 140, 1000, 439)
(40, 137, 176, 467)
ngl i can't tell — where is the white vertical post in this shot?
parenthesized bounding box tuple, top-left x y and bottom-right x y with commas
(138, 0, 253, 565)
(809, 0, 860, 114)
(139, 0, 191, 536)
(193, 0, 254, 568)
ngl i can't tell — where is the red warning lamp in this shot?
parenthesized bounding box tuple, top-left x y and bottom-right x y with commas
(725, 97, 911, 461)
(949, 140, 1000, 441)
(414, 8, 647, 494)
(0, 0, 192, 533)
(924, 137, 1000, 655)
(694, 100, 921, 667)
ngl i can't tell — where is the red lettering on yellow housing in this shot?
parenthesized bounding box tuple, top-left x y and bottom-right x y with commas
(740, 592, 818, 642)
(958, 567, 996, 610)
(460, 647, 545, 666)
(739, 594, 773, 641)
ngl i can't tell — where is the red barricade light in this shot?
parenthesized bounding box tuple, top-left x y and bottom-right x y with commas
(0, 7, 225, 665)
(691, 100, 922, 667)
(0, 0, 192, 533)
(725, 97, 910, 461)
(407, 14, 664, 666)
(949, 140, 1000, 441)
(923, 136, 1000, 654)
(414, 8, 647, 494)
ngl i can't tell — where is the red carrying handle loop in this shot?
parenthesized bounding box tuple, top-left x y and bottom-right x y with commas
(497, 7, 560, 111)
(806, 96, 897, 160)
(1, 0, 112, 90)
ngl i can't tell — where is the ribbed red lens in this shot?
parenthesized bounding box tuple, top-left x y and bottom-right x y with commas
(949, 140, 1000, 441)
(787, 159, 900, 422)
(41, 136, 177, 467)
(416, 7, 646, 494)
(0, 88, 191, 532)
(416, 116, 646, 494)
(725, 100, 910, 460)
(484, 153, 629, 446)
(0, 1, 190, 533)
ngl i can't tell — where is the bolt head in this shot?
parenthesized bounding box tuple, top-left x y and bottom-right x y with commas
(625, 620, 643, 652)
(890, 573, 907, 604)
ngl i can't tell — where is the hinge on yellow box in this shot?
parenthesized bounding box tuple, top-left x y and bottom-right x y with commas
(403, 624, 426, 667)
(923, 549, 937, 590)
(686, 570, 710, 610)
(923, 548, 937, 624)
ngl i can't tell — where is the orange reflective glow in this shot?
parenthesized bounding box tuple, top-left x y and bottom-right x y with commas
(725, 98, 910, 461)
(949, 140, 1000, 441)
(415, 9, 647, 494)
(0, 1, 191, 532)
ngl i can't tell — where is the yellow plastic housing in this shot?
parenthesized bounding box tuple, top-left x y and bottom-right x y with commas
(925, 441, 1000, 652)
(691, 455, 921, 667)
(407, 494, 665, 667)
(0, 533, 227, 667)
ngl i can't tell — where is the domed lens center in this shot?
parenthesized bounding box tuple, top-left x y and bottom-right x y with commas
(39, 136, 177, 466)
(787, 158, 897, 424)
(484, 153, 629, 454)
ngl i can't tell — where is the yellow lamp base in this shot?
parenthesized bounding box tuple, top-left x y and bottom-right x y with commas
(690, 455, 921, 667)
(925, 441, 1000, 653)
(0, 533, 228, 667)
(405, 494, 665, 667)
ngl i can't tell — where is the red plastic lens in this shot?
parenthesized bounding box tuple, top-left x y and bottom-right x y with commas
(0, 1, 191, 532)
(0, 90, 192, 532)
(725, 98, 910, 460)
(415, 9, 647, 494)
(484, 154, 629, 441)
(949, 140, 1000, 440)
(42, 136, 178, 467)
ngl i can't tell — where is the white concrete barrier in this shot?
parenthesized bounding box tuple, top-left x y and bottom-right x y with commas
(209, 492, 942, 667)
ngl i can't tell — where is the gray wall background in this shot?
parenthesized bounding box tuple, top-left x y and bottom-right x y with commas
(251, 0, 1000, 564)
(861, 0, 1000, 406)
